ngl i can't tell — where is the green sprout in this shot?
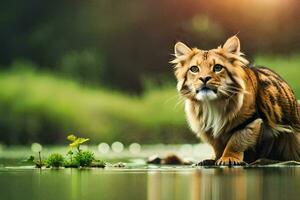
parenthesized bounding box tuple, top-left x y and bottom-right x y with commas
(67, 134, 90, 152)
(64, 150, 79, 168)
(27, 154, 44, 168)
(67, 150, 74, 161)
(27, 155, 35, 162)
(45, 153, 65, 168)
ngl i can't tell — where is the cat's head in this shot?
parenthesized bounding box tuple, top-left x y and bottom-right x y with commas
(171, 36, 249, 102)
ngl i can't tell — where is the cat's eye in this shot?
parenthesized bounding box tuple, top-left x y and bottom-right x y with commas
(213, 64, 223, 72)
(189, 66, 199, 73)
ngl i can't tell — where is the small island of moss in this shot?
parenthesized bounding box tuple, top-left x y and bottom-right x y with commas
(28, 134, 106, 169)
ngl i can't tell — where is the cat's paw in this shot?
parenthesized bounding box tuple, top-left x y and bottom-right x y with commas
(195, 159, 216, 166)
(216, 157, 246, 166)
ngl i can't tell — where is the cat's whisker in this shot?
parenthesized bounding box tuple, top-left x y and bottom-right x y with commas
(218, 87, 239, 104)
(218, 88, 230, 97)
(205, 83, 246, 95)
(174, 97, 185, 110)
(164, 94, 181, 105)
(219, 86, 249, 95)
(226, 86, 250, 94)
(219, 87, 239, 95)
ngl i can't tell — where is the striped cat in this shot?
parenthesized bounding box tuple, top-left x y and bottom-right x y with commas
(171, 36, 300, 166)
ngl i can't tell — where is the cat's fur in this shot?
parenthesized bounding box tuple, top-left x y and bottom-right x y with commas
(171, 36, 300, 165)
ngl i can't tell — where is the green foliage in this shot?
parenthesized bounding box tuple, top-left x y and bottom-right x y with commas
(45, 153, 65, 168)
(27, 154, 44, 168)
(64, 160, 80, 168)
(63, 159, 80, 168)
(2, 0, 299, 93)
(58, 49, 105, 85)
(66, 150, 74, 160)
(1, 54, 300, 145)
(27, 155, 35, 162)
(91, 159, 106, 168)
(65, 134, 95, 167)
(73, 151, 95, 167)
(26, 135, 105, 168)
(0, 66, 190, 144)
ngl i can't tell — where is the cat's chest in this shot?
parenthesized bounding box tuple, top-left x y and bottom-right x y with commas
(185, 100, 228, 137)
(185, 103, 202, 134)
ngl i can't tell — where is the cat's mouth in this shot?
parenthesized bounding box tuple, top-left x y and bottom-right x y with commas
(196, 86, 217, 94)
(195, 85, 218, 101)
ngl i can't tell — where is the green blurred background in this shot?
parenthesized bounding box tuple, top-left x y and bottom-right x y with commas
(0, 0, 299, 145)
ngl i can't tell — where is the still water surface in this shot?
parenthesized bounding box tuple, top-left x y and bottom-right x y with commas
(1, 166, 300, 200)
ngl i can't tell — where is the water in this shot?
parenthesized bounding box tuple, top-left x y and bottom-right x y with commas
(0, 145, 300, 200)
(1, 166, 300, 200)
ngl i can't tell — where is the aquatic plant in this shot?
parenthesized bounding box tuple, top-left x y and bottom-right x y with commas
(66, 134, 99, 167)
(91, 159, 106, 168)
(74, 150, 95, 167)
(27, 134, 106, 168)
(67, 134, 90, 152)
(27, 154, 44, 168)
(45, 153, 65, 168)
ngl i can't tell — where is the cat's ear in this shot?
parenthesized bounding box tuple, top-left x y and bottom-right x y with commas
(223, 36, 240, 54)
(174, 42, 191, 57)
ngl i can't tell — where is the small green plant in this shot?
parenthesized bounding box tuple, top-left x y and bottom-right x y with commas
(27, 154, 44, 168)
(27, 134, 106, 169)
(67, 150, 74, 161)
(63, 159, 79, 168)
(64, 149, 80, 168)
(45, 153, 65, 168)
(66, 134, 96, 167)
(74, 150, 95, 167)
(91, 159, 106, 168)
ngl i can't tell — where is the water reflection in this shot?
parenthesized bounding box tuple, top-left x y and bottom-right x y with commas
(0, 167, 300, 200)
(146, 167, 300, 200)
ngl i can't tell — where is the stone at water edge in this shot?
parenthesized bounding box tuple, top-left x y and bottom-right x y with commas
(113, 162, 126, 168)
(147, 155, 162, 164)
(147, 154, 194, 165)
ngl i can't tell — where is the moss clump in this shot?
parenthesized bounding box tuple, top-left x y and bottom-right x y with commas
(45, 153, 65, 168)
(63, 160, 79, 168)
(74, 150, 95, 167)
(27, 134, 106, 169)
(91, 159, 106, 168)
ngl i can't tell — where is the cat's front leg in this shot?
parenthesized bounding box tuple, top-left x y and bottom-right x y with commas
(196, 139, 224, 166)
(216, 118, 263, 166)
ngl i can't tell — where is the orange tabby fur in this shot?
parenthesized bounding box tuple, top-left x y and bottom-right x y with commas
(171, 36, 300, 165)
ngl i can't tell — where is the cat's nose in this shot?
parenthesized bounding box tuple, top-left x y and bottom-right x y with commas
(199, 76, 212, 84)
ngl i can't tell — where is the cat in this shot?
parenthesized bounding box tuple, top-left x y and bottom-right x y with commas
(171, 36, 300, 165)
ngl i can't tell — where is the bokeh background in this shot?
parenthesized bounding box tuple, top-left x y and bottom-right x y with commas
(0, 0, 299, 145)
